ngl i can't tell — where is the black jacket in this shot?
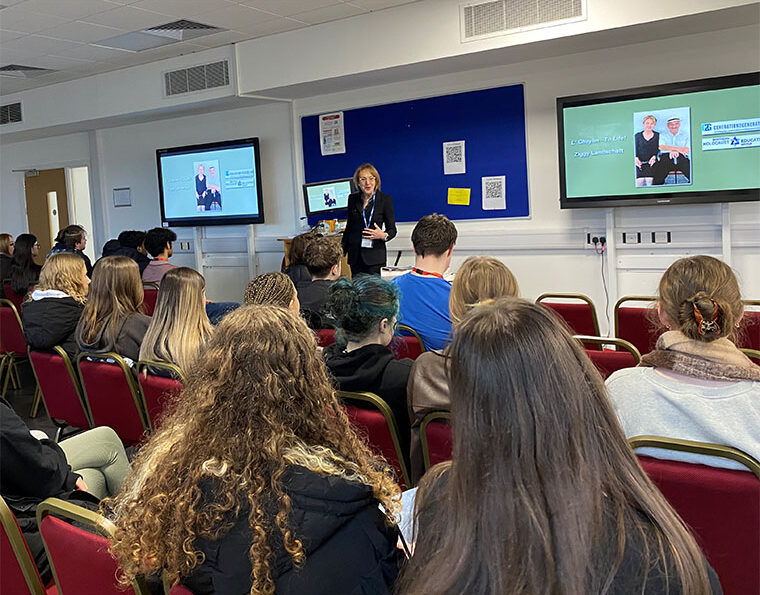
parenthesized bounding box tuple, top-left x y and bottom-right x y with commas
(297, 279, 335, 329)
(342, 191, 397, 267)
(0, 253, 11, 297)
(284, 263, 311, 286)
(98, 244, 151, 276)
(323, 343, 412, 463)
(50, 243, 93, 277)
(184, 465, 402, 595)
(23, 295, 85, 358)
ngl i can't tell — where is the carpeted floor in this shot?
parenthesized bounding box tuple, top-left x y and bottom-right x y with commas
(4, 359, 59, 438)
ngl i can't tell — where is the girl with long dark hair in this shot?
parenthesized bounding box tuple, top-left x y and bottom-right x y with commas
(8, 233, 42, 298)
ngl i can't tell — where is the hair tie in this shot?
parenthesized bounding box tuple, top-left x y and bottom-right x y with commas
(693, 300, 720, 336)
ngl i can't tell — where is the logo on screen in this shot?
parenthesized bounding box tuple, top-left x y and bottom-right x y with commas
(702, 123, 712, 132)
(730, 136, 740, 146)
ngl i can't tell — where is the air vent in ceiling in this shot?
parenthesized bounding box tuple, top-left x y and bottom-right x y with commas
(164, 60, 230, 97)
(96, 19, 224, 52)
(461, 0, 585, 41)
(1, 102, 22, 125)
(0, 64, 55, 78)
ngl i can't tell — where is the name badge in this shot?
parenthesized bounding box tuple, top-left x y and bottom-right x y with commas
(361, 238, 373, 249)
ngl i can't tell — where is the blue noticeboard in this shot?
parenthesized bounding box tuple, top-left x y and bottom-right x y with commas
(301, 84, 529, 223)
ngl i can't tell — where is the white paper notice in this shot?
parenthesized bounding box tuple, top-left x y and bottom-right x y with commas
(319, 111, 346, 156)
(481, 176, 506, 210)
(443, 140, 466, 175)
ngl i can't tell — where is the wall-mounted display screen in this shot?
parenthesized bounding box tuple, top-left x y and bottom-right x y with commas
(557, 72, 759, 208)
(156, 137, 264, 226)
(302, 178, 355, 216)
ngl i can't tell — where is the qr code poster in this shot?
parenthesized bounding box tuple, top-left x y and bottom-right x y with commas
(481, 175, 506, 210)
(443, 140, 466, 175)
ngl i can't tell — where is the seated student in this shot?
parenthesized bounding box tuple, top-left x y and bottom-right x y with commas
(244, 272, 300, 313)
(75, 256, 151, 362)
(407, 256, 518, 481)
(283, 231, 315, 286)
(114, 230, 151, 275)
(606, 255, 760, 470)
(297, 235, 343, 328)
(106, 305, 403, 595)
(7, 233, 42, 299)
(139, 268, 212, 376)
(324, 276, 413, 461)
(142, 227, 178, 286)
(0, 233, 13, 298)
(397, 299, 721, 594)
(1, 397, 130, 583)
(49, 224, 93, 277)
(22, 253, 90, 358)
(392, 214, 458, 350)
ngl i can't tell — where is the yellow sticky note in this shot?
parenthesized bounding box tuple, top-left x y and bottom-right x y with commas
(447, 188, 471, 205)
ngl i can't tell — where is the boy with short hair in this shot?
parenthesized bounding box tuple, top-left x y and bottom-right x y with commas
(297, 236, 343, 328)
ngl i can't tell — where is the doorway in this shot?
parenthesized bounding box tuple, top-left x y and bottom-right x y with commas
(23, 168, 70, 260)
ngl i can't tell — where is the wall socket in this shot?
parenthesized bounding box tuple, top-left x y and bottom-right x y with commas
(652, 231, 672, 244)
(585, 231, 605, 248)
(623, 232, 641, 244)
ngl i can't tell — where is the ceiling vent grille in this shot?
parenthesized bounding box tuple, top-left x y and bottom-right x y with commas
(0, 102, 22, 125)
(461, 0, 585, 42)
(0, 64, 55, 78)
(164, 60, 229, 97)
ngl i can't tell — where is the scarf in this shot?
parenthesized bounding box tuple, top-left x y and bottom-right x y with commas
(639, 330, 760, 382)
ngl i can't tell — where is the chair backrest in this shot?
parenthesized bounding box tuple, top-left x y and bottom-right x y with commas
(630, 436, 760, 595)
(29, 346, 92, 431)
(536, 293, 601, 348)
(142, 286, 159, 316)
(77, 353, 148, 446)
(37, 498, 150, 595)
(394, 324, 427, 360)
(614, 295, 660, 355)
(420, 411, 452, 472)
(314, 328, 335, 347)
(0, 298, 27, 355)
(741, 348, 760, 366)
(136, 360, 185, 432)
(0, 495, 47, 595)
(737, 301, 760, 351)
(338, 390, 411, 490)
(574, 335, 641, 379)
(3, 282, 25, 312)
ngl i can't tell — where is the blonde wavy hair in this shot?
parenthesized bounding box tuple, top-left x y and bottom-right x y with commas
(139, 267, 212, 372)
(449, 256, 519, 324)
(37, 253, 89, 304)
(105, 305, 401, 594)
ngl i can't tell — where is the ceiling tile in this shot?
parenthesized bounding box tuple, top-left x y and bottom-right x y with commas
(0, 6, 70, 34)
(240, 17, 306, 37)
(19, 0, 121, 20)
(79, 5, 174, 29)
(23, 54, 95, 69)
(237, 0, 341, 18)
(130, 0, 237, 19)
(2, 34, 83, 57)
(186, 29, 250, 48)
(291, 3, 364, 25)
(55, 42, 135, 62)
(192, 4, 279, 29)
(0, 28, 26, 42)
(35, 20, 126, 43)
(346, 0, 420, 9)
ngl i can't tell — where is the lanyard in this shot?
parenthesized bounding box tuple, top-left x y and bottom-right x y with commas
(362, 193, 375, 228)
(412, 268, 444, 279)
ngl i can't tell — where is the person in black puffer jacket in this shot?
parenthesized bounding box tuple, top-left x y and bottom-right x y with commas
(22, 252, 89, 358)
(97, 230, 151, 276)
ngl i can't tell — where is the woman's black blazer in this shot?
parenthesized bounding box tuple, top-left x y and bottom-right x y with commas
(341, 191, 397, 267)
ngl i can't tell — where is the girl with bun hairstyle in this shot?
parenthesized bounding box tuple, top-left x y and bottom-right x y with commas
(607, 255, 760, 469)
(324, 275, 412, 459)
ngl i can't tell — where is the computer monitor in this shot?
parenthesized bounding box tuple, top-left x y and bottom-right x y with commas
(302, 178, 355, 217)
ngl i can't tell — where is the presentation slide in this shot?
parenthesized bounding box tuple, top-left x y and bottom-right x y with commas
(159, 144, 260, 219)
(562, 84, 760, 198)
(304, 179, 352, 214)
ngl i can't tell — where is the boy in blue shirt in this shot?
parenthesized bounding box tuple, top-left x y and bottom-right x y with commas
(392, 214, 457, 350)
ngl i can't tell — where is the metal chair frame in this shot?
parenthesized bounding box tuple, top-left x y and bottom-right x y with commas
(536, 292, 601, 337)
(573, 335, 642, 362)
(137, 360, 186, 432)
(0, 495, 48, 595)
(395, 323, 427, 354)
(0, 298, 40, 413)
(613, 295, 658, 336)
(419, 410, 452, 473)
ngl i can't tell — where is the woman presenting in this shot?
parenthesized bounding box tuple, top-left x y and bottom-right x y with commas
(342, 163, 397, 276)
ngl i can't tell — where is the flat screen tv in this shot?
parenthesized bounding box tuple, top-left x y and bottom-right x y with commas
(156, 137, 264, 226)
(557, 72, 760, 208)
(302, 178, 355, 217)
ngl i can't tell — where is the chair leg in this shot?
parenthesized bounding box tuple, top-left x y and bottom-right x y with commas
(10, 361, 20, 389)
(29, 385, 42, 418)
(54, 424, 63, 443)
(1, 361, 11, 397)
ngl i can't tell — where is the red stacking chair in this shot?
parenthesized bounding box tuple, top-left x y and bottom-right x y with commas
(142, 283, 159, 316)
(630, 436, 760, 595)
(314, 328, 335, 347)
(77, 353, 148, 446)
(338, 390, 411, 490)
(3, 281, 25, 312)
(37, 498, 151, 595)
(0, 496, 57, 595)
(420, 411, 452, 473)
(0, 298, 32, 401)
(393, 324, 427, 360)
(537, 293, 602, 349)
(574, 336, 641, 379)
(736, 300, 760, 351)
(29, 347, 93, 441)
(137, 360, 185, 432)
(614, 295, 661, 356)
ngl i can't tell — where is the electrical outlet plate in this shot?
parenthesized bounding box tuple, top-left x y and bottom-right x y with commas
(584, 231, 605, 248)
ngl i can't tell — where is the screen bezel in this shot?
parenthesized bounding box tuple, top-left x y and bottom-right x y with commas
(156, 137, 265, 226)
(302, 177, 356, 217)
(557, 72, 760, 209)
